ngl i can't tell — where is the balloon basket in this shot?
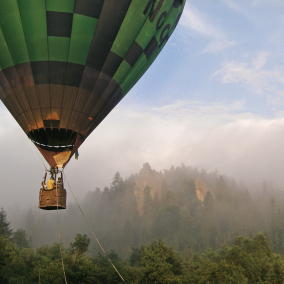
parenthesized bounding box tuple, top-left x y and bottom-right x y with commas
(39, 187, 67, 210)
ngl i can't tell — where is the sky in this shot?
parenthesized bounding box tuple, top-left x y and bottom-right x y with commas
(1, 0, 284, 213)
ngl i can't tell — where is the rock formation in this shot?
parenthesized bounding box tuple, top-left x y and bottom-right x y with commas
(194, 177, 214, 203)
(134, 163, 162, 216)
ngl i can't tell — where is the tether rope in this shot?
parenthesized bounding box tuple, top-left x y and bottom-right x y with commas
(62, 171, 125, 283)
(36, 155, 46, 284)
(55, 176, 68, 284)
(30, 140, 48, 170)
(34, 152, 66, 282)
(37, 207, 41, 284)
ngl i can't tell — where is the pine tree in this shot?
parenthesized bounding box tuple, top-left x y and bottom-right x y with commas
(11, 229, 32, 249)
(203, 190, 214, 211)
(111, 172, 125, 194)
(0, 207, 12, 238)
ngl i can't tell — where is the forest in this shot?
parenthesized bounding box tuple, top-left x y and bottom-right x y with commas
(2, 162, 284, 283)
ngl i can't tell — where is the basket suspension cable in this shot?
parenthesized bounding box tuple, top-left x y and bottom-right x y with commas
(37, 207, 41, 284)
(62, 170, 125, 283)
(30, 139, 48, 170)
(34, 145, 66, 282)
(30, 130, 47, 283)
(55, 171, 68, 284)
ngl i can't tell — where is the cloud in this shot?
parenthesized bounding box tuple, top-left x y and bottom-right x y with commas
(221, 0, 284, 10)
(180, 4, 221, 38)
(213, 51, 284, 97)
(252, 0, 284, 5)
(220, 0, 241, 11)
(73, 99, 284, 189)
(180, 3, 235, 52)
(202, 40, 236, 53)
(1, 98, 284, 211)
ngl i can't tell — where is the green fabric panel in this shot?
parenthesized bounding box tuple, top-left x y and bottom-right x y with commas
(68, 14, 97, 65)
(17, 0, 45, 12)
(113, 60, 131, 85)
(121, 4, 184, 96)
(0, 29, 14, 69)
(48, 37, 70, 61)
(46, 0, 75, 13)
(114, 1, 180, 94)
(135, 0, 173, 49)
(18, 0, 48, 61)
(116, 0, 175, 94)
(168, 4, 185, 36)
(111, 0, 148, 58)
(0, 0, 30, 65)
(120, 54, 148, 95)
(122, 50, 158, 96)
(153, 5, 180, 50)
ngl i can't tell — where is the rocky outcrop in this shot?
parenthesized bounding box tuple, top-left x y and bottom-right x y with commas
(134, 163, 162, 216)
(133, 164, 214, 214)
(194, 177, 214, 203)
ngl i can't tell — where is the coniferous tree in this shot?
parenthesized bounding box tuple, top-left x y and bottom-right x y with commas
(11, 229, 32, 249)
(0, 207, 12, 238)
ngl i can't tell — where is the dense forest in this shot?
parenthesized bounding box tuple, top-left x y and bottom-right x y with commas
(1, 209, 284, 283)
(2, 163, 284, 283)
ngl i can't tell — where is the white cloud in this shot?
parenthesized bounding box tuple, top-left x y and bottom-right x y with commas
(202, 40, 236, 53)
(180, 4, 221, 38)
(71, 100, 284, 189)
(220, 0, 241, 11)
(213, 51, 284, 96)
(267, 95, 284, 106)
(252, 0, 284, 5)
(221, 0, 284, 10)
(180, 3, 235, 52)
(1, 99, 284, 210)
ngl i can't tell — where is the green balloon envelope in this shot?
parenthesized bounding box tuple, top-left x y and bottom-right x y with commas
(0, 0, 185, 167)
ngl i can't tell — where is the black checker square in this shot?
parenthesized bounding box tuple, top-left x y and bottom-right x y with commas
(74, 0, 104, 18)
(65, 63, 85, 88)
(101, 78, 122, 101)
(101, 51, 123, 78)
(0, 86, 5, 100)
(2, 66, 22, 89)
(144, 36, 158, 60)
(49, 61, 68, 85)
(92, 72, 112, 97)
(86, 0, 132, 71)
(124, 41, 143, 68)
(79, 66, 100, 92)
(47, 11, 73, 37)
(173, 0, 183, 8)
(31, 61, 49, 85)
(0, 70, 12, 95)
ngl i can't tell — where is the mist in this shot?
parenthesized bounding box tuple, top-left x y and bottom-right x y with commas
(1, 95, 284, 219)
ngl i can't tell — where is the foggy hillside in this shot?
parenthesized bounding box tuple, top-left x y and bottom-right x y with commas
(6, 162, 284, 259)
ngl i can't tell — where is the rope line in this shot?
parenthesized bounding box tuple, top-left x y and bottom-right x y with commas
(37, 206, 41, 284)
(30, 140, 48, 170)
(36, 153, 47, 284)
(62, 171, 125, 283)
(55, 176, 68, 284)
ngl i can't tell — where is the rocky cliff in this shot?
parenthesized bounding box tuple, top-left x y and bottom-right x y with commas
(194, 177, 214, 203)
(133, 164, 215, 215)
(134, 163, 162, 216)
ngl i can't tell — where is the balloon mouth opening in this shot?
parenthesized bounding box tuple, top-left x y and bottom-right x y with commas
(31, 140, 74, 149)
(28, 128, 78, 152)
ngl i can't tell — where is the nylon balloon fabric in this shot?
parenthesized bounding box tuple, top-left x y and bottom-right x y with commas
(0, 0, 185, 168)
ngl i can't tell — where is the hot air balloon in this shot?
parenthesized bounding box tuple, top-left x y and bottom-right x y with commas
(0, 0, 185, 209)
